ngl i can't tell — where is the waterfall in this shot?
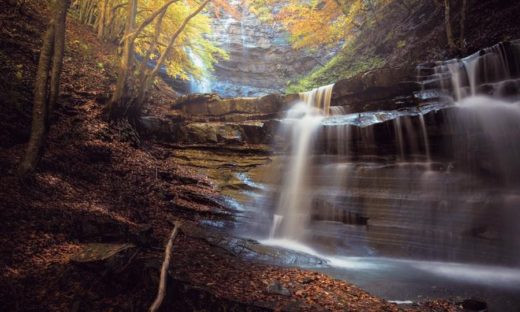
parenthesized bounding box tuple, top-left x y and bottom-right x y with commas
(254, 40, 520, 269)
(421, 40, 520, 102)
(187, 48, 212, 93)
(269, 84, 334, 240)
(418, 114, 431, 168)
(299, 84, 335, 116)
(393, 117, 405, 161)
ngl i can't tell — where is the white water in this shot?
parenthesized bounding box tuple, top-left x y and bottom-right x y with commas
(270, 85, 334, 240)
(299, 84, 334, 116)
(273, 103, 323, 240)
(261, 238, 520, 288)
(187, 48, 212, 93)
(235, 42, 520, 311)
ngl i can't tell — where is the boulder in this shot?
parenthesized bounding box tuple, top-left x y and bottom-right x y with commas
(172, 92, 298, 120)
(331, 66, 419, 113)
(266, 281, 291, 296)
(70, 243, 138, 273)
(185, 123, 219, 144)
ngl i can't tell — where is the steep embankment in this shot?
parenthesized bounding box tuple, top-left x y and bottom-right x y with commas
(288, 0, 520, 92)
(0, 2, 461, 311)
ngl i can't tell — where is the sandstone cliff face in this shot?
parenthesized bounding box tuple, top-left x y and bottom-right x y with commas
(194, 3, 334, 97)
(140, 41, 520, 266)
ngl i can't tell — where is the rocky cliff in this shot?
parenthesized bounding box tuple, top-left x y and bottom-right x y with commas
(140, 40, 520, 268)
(191, 2, 335, 97)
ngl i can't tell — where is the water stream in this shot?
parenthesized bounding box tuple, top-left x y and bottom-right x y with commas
(240, 40, 520, 310)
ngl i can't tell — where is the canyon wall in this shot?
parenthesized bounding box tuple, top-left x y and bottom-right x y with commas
(192, 3, 335, 97)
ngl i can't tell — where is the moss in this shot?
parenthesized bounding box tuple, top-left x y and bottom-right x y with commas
(286, 48, 386, 93)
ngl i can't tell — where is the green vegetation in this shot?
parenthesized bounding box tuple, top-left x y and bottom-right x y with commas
(287, 48, 385, 93)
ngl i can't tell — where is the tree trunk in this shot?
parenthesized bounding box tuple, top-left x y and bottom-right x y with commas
(459, 0, 467, 52)
(138, 0, 210, 107)
(97, 0, 108, 39)
(444, 0, 457, 50)
(136, 9, 167, 107)
(107, 0, 137, 118)
(18, 1, 65, 177)
(48, 0, 71, 117)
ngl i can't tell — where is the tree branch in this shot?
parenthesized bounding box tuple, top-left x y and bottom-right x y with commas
(148, 222, 182, 312)
(121, 0, 178, 44)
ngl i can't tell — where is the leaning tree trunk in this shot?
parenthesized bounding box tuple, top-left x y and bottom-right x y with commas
(48, 0, 71, 117)
(18, 0, 70, 177)
(107, 0, 137, 119)
(18, 24, 55, 177)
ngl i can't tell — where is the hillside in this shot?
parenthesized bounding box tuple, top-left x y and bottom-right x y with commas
(288, 0, 520, 92)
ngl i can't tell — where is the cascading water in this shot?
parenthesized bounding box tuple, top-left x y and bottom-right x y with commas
(419, 40, 520, 183)
(261, 40, 520, 263)
(299, 84, 334, 116)
(230, 40, 520, 311)
(187, 48, 212, 93)
(268, 85, 333, 241)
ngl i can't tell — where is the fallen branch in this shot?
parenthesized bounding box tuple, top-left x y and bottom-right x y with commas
(149, 222, 182, 312)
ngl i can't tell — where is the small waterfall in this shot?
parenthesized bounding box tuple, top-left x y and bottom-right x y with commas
(269, 214, 283, 238)
(432, 41, 520, 184)
(393, 117, 405, 161)
(419, 114, 432, 168)
(250, 40, 520, 269)
(187, 48, 212, 93)
(419, 40, 520, 102)
(299, 84, 334, 116)
(270, 84, 334, 240)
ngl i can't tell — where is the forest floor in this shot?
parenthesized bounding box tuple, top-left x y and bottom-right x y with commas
(0, 2, 461, 311)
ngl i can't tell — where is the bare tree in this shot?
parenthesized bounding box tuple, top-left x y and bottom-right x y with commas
(435, 0, 469, 52)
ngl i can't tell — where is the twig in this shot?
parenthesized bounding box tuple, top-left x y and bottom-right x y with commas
(148, 222, 182, 312)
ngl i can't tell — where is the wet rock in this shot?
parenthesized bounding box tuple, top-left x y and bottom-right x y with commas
(171, 93, 223, 109)
(331, 65, 419, 113)
(266, 281, 291, 296)
(173, 93, 297, 120)
(177, 222, 326, 267)
(70, 243, 137, 273)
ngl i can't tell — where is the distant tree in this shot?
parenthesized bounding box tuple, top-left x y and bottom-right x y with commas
(105, 0, 234, 120)
(97, 0, 109, 39)
(70, 0, 128, 42)
(18, 0, 71, 177)
(435, 0, 468, 52)
(248, 0, 390, 51)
